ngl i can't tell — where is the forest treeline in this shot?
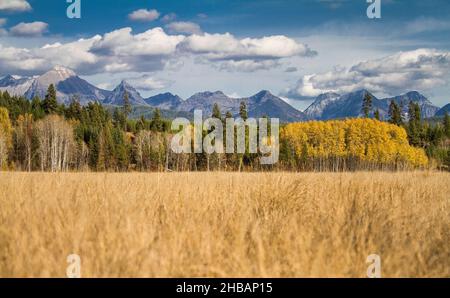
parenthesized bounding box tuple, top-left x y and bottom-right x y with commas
(0, 85, 449, 172)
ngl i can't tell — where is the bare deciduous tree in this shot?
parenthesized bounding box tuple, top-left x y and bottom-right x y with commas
(36, 115, 75, 172)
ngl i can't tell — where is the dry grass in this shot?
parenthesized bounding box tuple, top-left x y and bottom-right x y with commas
(0, 171, 449, 277)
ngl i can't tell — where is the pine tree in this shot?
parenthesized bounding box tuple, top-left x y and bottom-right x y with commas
(42, 84, 58, 115)
(374, 109, 380, 121)
(31, 97, 45, 120)
(225, 111, 233, 119)
(150, 108, 164, 132)
(113, 108, 127, 131)
(362, 93, 373, 118)
(66, 96, 82, 120)
(389, 101, 403, 126)
(407, 101, 422, 146)
(443, 112, 450, 138)
(123, 91, 131, 118)
(239, 101, 248, 120)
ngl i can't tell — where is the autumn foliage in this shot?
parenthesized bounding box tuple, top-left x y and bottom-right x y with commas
(281, 118, 428, 170)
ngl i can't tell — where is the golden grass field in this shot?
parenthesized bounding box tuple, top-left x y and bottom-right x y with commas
(0, 171, 449, 277)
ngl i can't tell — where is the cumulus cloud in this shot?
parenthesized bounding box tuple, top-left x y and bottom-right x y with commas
(178, 32, 316, 72)
(0, 26, 317, 76)
(0, 0, 31, 12)
(0, 27, 184, 76)
(128, 9, 160, 22)
(166, 21, 202, 35)
(286, 49, 450, 99)
(0, 18, 6, 26)
(126, 74, 172, 91)
(10, 21, 48, 37)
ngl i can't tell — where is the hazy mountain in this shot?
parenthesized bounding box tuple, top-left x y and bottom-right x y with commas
(247, 90, 308, 122)
(1, 67, 444, 122)
(145, 92, 183, 110)
(0, 75, 34, 97)
(304, 92, 341, 120)
(305, 89, 387, 120)
(177, 91, 240, 115)
(24, 66, 110, 105)
(435, 104, 450, 117)
(103, 80, 148, 106)
(381, 91, 440, 119)
(304, 90, 441, 120)
(176, 90, 306, 122)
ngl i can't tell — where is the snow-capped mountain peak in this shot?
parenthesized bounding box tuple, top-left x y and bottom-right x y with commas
(36, 66, 77, 86)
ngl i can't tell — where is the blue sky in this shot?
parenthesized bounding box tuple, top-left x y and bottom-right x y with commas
(1, 0, 449, 109)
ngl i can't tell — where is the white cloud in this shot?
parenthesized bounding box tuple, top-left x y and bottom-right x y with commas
(128, 9, 160, 22)
(10, 21, 48, 37)
(0, 27, 185, 76)
(161, 13, 177, 23)
(166, 22, 202, 35)
(178, 32, 316, 71)
(91, 27, 184, 57)
(0, 26, 318, 76)
(0, 18, 6, 26)
(96, 82, 113, 90)
(0, 0, 31, 12)
(218, 60, 281, 72)
(403, 17, 450, 35)
(181, 33, 316, 60)
(126, 74, 172, 91)
(286, 49, 450, 98)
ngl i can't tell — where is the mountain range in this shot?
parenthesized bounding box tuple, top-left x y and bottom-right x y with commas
(304, 89, 440, 120)
(0, 66, 446, 122)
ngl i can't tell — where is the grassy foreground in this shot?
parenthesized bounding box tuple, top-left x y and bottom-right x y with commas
(0, 171, 448, 277)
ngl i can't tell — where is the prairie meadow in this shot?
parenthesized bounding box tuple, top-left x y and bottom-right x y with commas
(0, 171, 448, 277)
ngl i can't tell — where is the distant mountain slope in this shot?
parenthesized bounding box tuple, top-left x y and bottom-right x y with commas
(0, 75, 34, 97)
(435, 103, 450, 117)
(177, 91, 239, 115)
(304, 90, 441, 120)
(381, 91, 439, 119)
(103, 80, 148, 106)
(24, 66, 110, 105)
(247, 90, 308, 122)
(305, 89, 387, 120)
(176, 90, 306, 122)
(304, 92, 340, 120)
(144, 92, 183, 110)
(0, 66, 443, 122)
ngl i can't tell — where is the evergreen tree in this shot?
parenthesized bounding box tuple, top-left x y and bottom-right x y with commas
(444, 112, 450, 138)
(113, 108, 127, 131)
(42, 84, 58, 115)
(374, 109, 380, 121)
(31, 97, 45, 120)
(388, 101, 403, 126)
(362, 93, 372, 118)
(150, 108, 164, 132)
(407, 101, 423, 146)
(239, 101, 248, 120)
(66, 96, 82, 120)
(123, 91, 131, 118)
(225, 111, 233, 119)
